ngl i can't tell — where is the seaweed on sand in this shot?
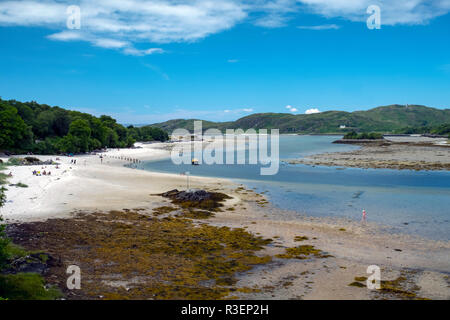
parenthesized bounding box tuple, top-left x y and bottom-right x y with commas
(152, 206, 178, 216)
(275, 245, 332, 260)
(7, 210, 273, 300)
(349, 271, 425, 300)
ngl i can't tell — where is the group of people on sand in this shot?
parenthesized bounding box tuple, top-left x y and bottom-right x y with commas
(32, 170, 51, 176)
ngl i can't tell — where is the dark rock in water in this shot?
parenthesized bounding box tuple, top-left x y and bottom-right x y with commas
(162, 189, 213, 202)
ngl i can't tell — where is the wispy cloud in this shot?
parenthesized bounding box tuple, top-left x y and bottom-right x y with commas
(224, 108, 254, 114)
(286, 105, 298, 113)
(297, 24, 340, 30)
(142, 63, 170, 80)
(305, 108, 321, 115)
(227, 59, 239, 63)
(295, 0, 450, 25)
(124, 47, 165, 56)
(0, 0, 247, 55)
(0, 0, 449, 55)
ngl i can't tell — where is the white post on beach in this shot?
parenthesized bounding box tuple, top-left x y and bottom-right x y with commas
(186, 171, 190, 191)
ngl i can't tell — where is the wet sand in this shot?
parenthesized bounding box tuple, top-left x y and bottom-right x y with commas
(287, 139, 450, 171)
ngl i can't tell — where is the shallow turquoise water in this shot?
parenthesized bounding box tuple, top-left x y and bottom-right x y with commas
(141, 136, 450, 241)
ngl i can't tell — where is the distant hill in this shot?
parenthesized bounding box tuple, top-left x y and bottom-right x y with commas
(150, 105, 450, 134)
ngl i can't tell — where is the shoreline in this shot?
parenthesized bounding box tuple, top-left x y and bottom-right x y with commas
(1, 142, 449, 299)
(286, 139, 450, 171)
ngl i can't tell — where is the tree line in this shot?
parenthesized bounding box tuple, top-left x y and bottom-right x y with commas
(0, 98, 169, 154)
(395, 124, 450, 137)
(343, 131, 384, 140)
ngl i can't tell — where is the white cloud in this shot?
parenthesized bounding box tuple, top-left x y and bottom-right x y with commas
(296, 0, 450, 25)
(286, 105, 298, 113)
(297, 24, 340, 30)
(305, 108, 321, 114)
(222, 108, 254, 114)
(253, 0, 298, 28)
(0, 0, 449, 55)
(94, 38, 129, 49)
(0, 0, 248, 54)
(47, 31, 84, 41)
(124, 47, 165, 56)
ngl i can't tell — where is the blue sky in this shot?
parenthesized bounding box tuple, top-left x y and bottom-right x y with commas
(0, 0, 449, 124)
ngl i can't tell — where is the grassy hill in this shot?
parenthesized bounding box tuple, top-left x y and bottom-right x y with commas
(150, 105, 450, 134)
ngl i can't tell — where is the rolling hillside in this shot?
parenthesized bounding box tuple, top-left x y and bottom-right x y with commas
(150, 105, 450, 134)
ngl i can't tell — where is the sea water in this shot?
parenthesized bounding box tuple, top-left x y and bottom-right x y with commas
(141, 136, 450, 241)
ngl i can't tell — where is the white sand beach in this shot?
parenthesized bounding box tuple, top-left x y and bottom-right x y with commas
(0, 142, 229, 222)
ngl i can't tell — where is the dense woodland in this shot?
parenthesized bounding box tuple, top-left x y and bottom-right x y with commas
(0, 99, 169, 154)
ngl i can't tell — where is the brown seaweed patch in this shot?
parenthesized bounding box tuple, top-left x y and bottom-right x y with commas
(379, 276, 419, 299)
(152, 206, 178, 216)
(180, 209, 215, 219)
(354, 276, 368, 282)
(348, 281, 366, 288)
(276, 245, 332, 260)
(7, 211, 273, 300)
(350, 272, 425, 300)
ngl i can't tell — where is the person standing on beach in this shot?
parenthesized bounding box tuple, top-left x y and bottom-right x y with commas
(362, 209, 367, 223)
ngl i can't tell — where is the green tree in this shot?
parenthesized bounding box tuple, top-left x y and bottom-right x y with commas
(55, 135, 77, 153)
(34, 110, 56, 138)
(104, 127, 119, 148)
(52, 108, 71, 136)
(343, 131, 358, 139)
(68, 119, 92, 152)
(89, 118, 108, 146)
(0, 102, 33, 150)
